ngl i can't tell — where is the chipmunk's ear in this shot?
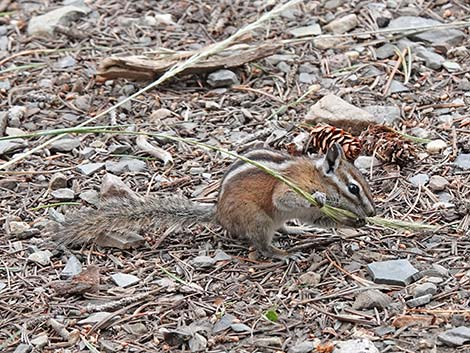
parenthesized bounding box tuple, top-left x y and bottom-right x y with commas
(323, 143, 344, 174)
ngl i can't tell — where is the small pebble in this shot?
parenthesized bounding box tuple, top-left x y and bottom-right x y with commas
(455, 154, 470, 170)
(191, 255, 216, 268)
(28, 250, 53, 266)
(111, 273, 140, 288)
(406, 293, 432, 307)
(49, 172, 68, 190)
(299, 271, 321, 286)
(412, 282, 437, 298)
(51, 188, 75, 201)
(207, 69, 239, 88)
(426, 139, 447, 154)
(8, 221, 30, 235)
(428, 175, 449, 191)
(409, 173, 429, 187)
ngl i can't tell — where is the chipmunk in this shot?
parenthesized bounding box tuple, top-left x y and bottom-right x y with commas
(54, 143, 376, 260)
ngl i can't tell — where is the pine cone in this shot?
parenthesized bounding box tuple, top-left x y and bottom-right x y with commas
(360, 125, 418, 166)
(303, 124, 362, 161)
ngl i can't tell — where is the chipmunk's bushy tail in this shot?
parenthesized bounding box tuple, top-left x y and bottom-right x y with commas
(53, 195, 216, 247)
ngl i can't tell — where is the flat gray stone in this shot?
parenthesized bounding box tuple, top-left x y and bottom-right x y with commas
(13, 344, 32, 353)
(189, 332, 207, 352)
(409, 173, 429, 187)
(77, 162, 105, 176)
(230, 323, 251, 333)
(354, 156, 380, 170)
(288, 24, 321, 37)
(213, 314, 235, 333)
(438, 326, 470, 346)
(78, 312, 114, 324)
(28, 250, 53, 266)
(412, 282, 437, 298)
(387, 16, 465, 46)
(375, 43, 396, 59)
(289, 341, 316, 353)
(213, 250, 231, 262)
(0, 139, 26, 155)
(0, 281, 7, 291)
(79, 190, 100, 205)
(324, 14, 358, 34)
(95, 231, 145, 250)
(363, 105, 401, 125)
(111, 273, 140, 287)
(305, 95, 376, 134)
(100, 173, 139, 200)
(443, 61, 461, 72)
(49, 172, 68, 190)
(416, 47, 445, 69)
(50, 138, 80, 152)
(191, 255, 216, 269)
(389, 80, 409, 93)
(406, 293, 432, 307)
(333, 338, 379, 353)
(367, 259, 419, 286)
(353, 289, 393, 310)
(61, 255, 82, 279)
(51, 188, 75, 200)
(31, 334, 48, 347)
(105, 158, 146, 174)
(207, 69, 239, 88)
(428, 175, 449, 191)
(28, 4, 91, 36)
(455, 154, 470, 170)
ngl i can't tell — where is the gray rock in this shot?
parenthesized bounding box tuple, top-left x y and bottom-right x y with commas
(95, 231, 145, 250)
(13, 344, 32, 353)
(0, 178, 18, 190)
(213, 250, 231, 262)
(363, 105, 401, 125)
(265, 54, 297, 66)
(50, 138, 80, 152)
(111, 273, 140, 287)
(213, 314, 235, 333)
(31, 334, 48, 347)
(108, 143, 132, 154)
(0, 111, 7, 136)
(426, 139, 447, 154)
(61, 255, 82, 279)
(407, 293, 432, 307)
(389, 80, 409, 93)
(277, 61, 291, 74)
(432, 264, 449, 277)
(313, 37, 343, 50)
(410, 127, 430, 139)
(416, 48, 445, 69)
(55, 55, 76, 68)
(438, 326, 470, 346)
(8, 106, 27, 126)
(367, 259, 419, 286)
(78, 312, 114, 324)
(79, 190, 100, 205)
(28, 250, 53, 266)
(124, 322, 148, 336)
(254, 337, 283, 347)
(412, 283, 437, 298)
(207, 70, 239, 88)
(191, 255, 216, 268)
(0, 281, 6, 291)
(299, 271, 321, 286)
(0, 139, 26, 155)
(100, 173, 139, 200)
(74, 95, 91, 111)
(375, 43, 396, 59)
(386, 16, 465, 46)
(105, 158, 146, 174)
(443, 61, 461, 72)
(324, 14, 358, 34)
(324, 0, 345, 10)
(289, 341, 315, 353)
(298, 72, 317, 84)
(333, 338, 379, 353)
(458, 79, 470, 91)
(305, 95, 376, 134)
(288, 24, 321, 37)
(409, 173, 429, 187)
(49, 172, 68, 190)
(374, 325, 396, 337)
(354, 156, 381, 170)
(28, 4, 91, 36)
(189, 333, 207, 352)
(455, 154, 470, 170)
(230, 323, 251, 333)
(428, 175, 449, 191)
(8, 221, 30, 235)
(77, 162, 105, 176)
(51, 188, 75, 200)
(353, 289, 393, 310)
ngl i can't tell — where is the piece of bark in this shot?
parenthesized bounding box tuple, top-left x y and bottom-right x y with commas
(97, 42, 281, 81)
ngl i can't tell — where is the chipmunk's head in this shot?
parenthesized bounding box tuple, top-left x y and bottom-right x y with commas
(320, 143, 376, 218)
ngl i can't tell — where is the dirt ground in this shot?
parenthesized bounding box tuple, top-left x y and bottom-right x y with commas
(1, 0, 470, 352)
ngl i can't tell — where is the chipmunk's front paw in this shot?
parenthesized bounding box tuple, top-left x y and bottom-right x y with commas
(313, 191, 327, 207)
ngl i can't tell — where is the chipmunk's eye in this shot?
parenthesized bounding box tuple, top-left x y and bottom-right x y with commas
(348, 183, 360, 195)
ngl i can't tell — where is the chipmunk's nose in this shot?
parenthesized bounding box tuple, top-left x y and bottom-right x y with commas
(366, 203, 377, 217)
